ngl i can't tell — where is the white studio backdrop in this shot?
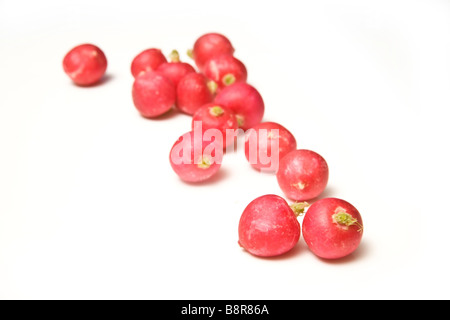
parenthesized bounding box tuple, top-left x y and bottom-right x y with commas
(0, 0, 448, 299)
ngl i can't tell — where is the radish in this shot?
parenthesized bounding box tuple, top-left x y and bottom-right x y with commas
(302, 198, 363, 259)
(132, 71, 176, 118)
(169, 131, 223, 183)
(190, 33, 235, 72)
(276, 149, 329, 201)
(202, 54, 247, 90)
(191, 103, 238, 149)
(245, 122, 297, 173)
(238, 194, 308, 257)
(177, 73, 215, 115)
(130, 48, 167, 78)
(214, 82, 264, 130)
(63, 43, 107, 86)
(156, 50, 195, 88)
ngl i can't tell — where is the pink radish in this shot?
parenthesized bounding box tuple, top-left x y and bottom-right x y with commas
(302, 198, 364, 259)
(238, 194, 307, 257)
(63, 43, 107, 86)
(276, 149, 329, 201)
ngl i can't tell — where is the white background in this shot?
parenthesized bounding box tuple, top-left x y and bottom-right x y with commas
(0, 0, 449, 299)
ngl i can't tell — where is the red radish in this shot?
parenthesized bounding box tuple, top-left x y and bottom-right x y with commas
(245, 122, 297, 172)
(169, 131, 223, 183)
(132, 71, 176, 118)
(276, 149, 329, 201)
(190, 33, 235, 72)
(63, 43, 107, 86)
(177, 73, 215, 115)
(130, 48, 167, 78)
(202, 54, 247, 90)
(214, 82, 264, 130)
(302, 198, 363, 259)
(238, 194, 307, 257)
(157, 50, 195, 88)
(192, 103, 238, 149)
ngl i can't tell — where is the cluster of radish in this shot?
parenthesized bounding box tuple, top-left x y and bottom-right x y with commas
(62, 33, 364, 260)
